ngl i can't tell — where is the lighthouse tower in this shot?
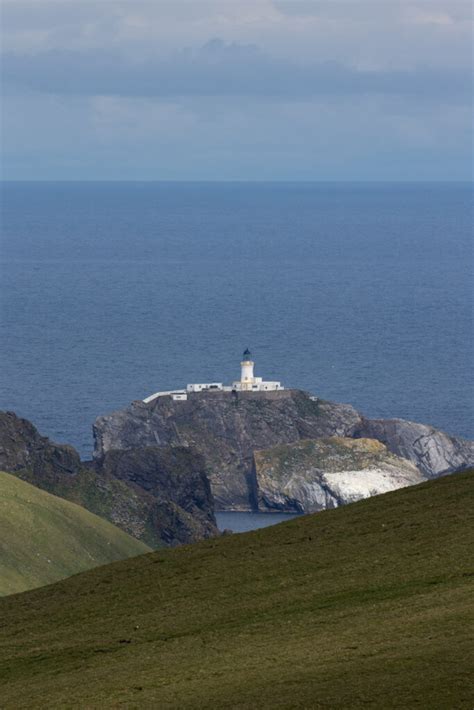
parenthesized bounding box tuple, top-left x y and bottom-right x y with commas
(240, 348, 255, 390)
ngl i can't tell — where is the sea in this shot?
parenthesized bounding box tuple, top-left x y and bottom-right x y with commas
(1, 182, 472, 531)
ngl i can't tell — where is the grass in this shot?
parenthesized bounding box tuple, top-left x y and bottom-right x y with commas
(0, 471, 150, 596)
(0, 470, 472, 708)
(14, 463, 168, 548)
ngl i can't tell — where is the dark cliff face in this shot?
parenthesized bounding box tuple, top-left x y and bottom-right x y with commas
(96, 447, 217, 544)
(93, 390, 363, 510)
(0, 411, 81, 478)
(0, 411, 218, 547)
(93, 390, 474, 512)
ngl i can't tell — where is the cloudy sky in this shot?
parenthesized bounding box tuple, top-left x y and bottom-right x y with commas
(1, 0, 472, 180)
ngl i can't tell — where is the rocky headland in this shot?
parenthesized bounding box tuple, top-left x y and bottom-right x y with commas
(0, 411, 218, 547)
(255, 437, 424, 513)
(93, 389, 474, 512)
(353, 417, 474, 479)
(3, 388, 472, 530)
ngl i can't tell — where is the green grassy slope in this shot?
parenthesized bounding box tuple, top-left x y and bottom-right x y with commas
(1, 471, 472, 709)
(0, 471, 150, 596)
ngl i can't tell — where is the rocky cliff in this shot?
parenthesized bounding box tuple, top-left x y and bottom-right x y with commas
(0, 410, 81, 477)
(0, 411, 217, 547)
(96, 447, 217, 544)
(94, 390, 362, 510)
(354, 417, 474, 479)
(255, 437, 424, 513)
(93, 389, 474, 512)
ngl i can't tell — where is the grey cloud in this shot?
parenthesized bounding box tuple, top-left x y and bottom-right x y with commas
(1, 0, 224, 28)
(273, 0, 472, 21)
(2, 39, 471, 102)
(273, 0, 381, 17)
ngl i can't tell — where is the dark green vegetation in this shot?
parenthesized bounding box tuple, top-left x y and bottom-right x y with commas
(0, 471, 150, 596)
(1, 471, 473, 708)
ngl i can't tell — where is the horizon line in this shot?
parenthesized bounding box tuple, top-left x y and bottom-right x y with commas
(1, 179, 472, 185)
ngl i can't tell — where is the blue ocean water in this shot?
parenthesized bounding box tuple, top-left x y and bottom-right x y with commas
(215, 512, 299, 533)
(1, 182, 473, 460)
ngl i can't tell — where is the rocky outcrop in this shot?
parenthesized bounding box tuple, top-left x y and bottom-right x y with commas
(93, 390, 473, 512)
(255, 437, 424, 513)
(0, 411, 218, 547)
(0, 410, 81, 478)
(354, 418, 474, 479)
(96, 447, 217, 544)
(93, 390, 362, 510)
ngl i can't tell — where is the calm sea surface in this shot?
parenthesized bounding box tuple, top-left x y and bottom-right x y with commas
(1, 182, 473, 467)
(215, 512, 299, 533)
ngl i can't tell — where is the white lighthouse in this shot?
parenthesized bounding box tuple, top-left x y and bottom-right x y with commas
(232, 348, 283, 392)
(240, 348, 255, 390)
(143, 348, 284, 404)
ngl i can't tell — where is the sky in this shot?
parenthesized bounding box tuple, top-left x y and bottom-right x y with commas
(1, 0, 472, 181)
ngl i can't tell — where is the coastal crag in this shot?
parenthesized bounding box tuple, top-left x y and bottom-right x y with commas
(94, 390, 362, 510)
(0, 411, 218, 547)
(255, 437, 424, 513)
(94, 389, 474, 512)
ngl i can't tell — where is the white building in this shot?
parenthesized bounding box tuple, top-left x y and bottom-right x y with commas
(186, 383, 223, 393)
(231, 349, 283, 392)
(143, 389, 188, 404)
(142, 349, 283, 403)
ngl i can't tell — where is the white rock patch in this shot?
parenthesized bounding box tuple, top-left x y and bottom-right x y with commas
(321, 467, 423, 504)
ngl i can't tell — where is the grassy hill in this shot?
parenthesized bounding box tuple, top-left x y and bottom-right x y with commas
(0, 471, 150, 596)
(0, 470, 472, 708)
